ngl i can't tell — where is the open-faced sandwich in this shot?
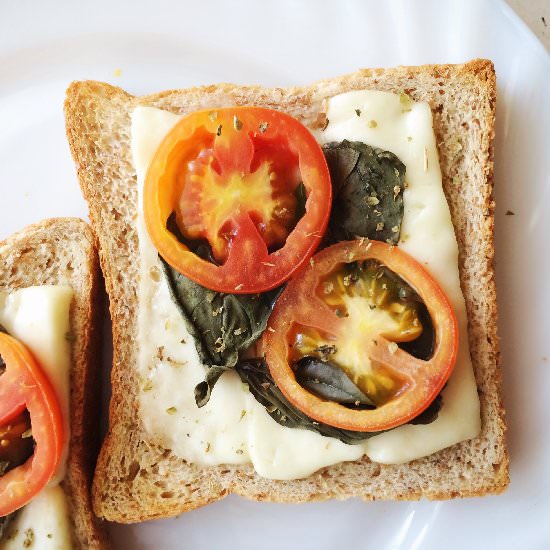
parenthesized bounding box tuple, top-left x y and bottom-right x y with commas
(65, 59, 508, 522)
(0, 219, 108, 549)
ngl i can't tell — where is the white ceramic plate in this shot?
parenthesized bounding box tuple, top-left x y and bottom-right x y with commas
(1, 0, 549, 548)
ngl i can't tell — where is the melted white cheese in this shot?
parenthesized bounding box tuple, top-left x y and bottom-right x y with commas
(131, 90, 480, 478)
(0, 286, 73, 547)
(0, 487, 72, 550)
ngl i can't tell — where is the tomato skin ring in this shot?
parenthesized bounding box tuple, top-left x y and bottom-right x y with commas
(262, 240, 459, 432)
(144, 106, 332, 294)
(0, 332, 65, 516)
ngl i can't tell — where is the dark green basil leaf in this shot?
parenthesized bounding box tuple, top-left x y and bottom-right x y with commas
(410, 393, 443, 425)
(160, 259, 282, 406)
(294, 357, 375, 406)
(399, 301, 435, 361)
(323, 140, 405, 244)
(166, 212, 218, 265)
(236, 358, 379, 444)
(194, 366, 229, 408)
(0, 333, 23, 541)
(0, 512, 15, 541)
(324, 145, 360, 190)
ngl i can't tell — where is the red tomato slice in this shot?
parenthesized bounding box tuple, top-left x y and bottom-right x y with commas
(262, 239, 458, 432)
(144, 107, 331, 294)
(0, 332, 65, 516)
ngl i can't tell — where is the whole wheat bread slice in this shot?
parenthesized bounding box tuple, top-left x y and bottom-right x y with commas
(0, 218, 109, 549)
(65, 59, 508, 523)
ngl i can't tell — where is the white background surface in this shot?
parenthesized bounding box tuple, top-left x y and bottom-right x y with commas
(507, 0, 549, 50)
(1, 0, 550, 548)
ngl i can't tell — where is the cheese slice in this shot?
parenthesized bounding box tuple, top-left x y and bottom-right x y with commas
(0, 487, 72, 550)
(131, 90, 480, 479)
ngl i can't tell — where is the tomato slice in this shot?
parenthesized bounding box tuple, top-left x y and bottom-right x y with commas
(262, 239, 458, 432)
(144, 107, 332, 294)
(0, 332, 65, 516)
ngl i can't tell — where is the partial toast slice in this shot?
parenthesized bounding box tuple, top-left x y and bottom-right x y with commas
(0, 218, 109, 549)
(65, 59, 508, 523)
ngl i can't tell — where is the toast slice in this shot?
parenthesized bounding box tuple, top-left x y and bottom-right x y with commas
(65, 59, 508, 523)
(0, 218, 109, 549)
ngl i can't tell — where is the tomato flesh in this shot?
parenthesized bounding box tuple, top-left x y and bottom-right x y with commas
(262, 240, 458, 432)
(0, 412, 33, 469)
(144, 107, 332, 294)
(177, 136, 301, 263)
(290, 259, 425, 406)
(0, 332, 65, 516)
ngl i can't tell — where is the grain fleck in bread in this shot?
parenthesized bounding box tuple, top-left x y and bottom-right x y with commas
(0, 218, 109, 549)
(65, 59, 508, 523)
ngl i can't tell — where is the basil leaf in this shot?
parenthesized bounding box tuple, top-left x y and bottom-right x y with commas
(236, 358, 379, 444)
(324, 145, 360, 190)
(160, 258, 282, 406)
(166, 212, 218, 264)
(194, 366, 229, 408)
(323, 140, 405, 244)
(410, 393, 443, 425)
(399, 300, 435, 361)
(0, 513, 15, 541)
(294, 357, 375, 406)
(0, 446, 17, 541)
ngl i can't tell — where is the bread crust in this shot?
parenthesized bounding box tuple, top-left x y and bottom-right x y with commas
(0, 218, 109, 549)
(65, 59, 508, 522)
